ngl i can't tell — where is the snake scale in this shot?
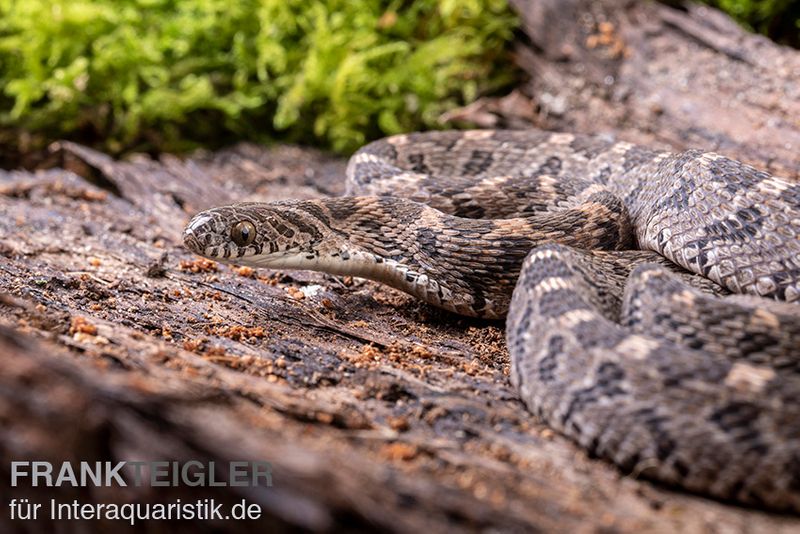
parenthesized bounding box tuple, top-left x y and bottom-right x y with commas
(183, 130, 800, 512)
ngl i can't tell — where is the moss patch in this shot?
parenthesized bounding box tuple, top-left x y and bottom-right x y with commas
(0, 0, 519, 156)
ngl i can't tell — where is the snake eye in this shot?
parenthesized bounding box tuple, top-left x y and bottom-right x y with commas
(231, 221, 256, 247)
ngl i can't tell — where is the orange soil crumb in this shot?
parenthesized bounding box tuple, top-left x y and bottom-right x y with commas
(179, 258, 218, 273)
(206, 324, 267, 342)
(387, 416, 410, 432)
(236, 266, 255, 278)
(183, 338, 206, 352)
(69, 316, 97, 336)
(286, 286, 305, 300)
(381, 442, 419, 461)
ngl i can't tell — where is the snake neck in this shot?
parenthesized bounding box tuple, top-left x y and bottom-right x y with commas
(183, 196, 632, 318)
(239, 197, 532, 317)
(261, 196, 631, 318)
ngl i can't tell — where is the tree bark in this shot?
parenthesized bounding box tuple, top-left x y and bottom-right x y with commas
(462, 0, 800, 178)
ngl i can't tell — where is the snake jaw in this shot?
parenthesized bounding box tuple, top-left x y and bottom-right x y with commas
(183, 212, 234, 259)
(183, 202, 351, 270)
(182, 227, 201, 254)
(182, 217, 210, 256)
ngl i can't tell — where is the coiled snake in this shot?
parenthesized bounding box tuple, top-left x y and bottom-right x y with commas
(183, 130, 800, 512)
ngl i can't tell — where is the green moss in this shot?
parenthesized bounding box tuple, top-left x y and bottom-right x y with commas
(0, 0, 519, 155)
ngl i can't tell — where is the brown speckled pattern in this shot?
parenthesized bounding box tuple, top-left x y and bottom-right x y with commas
(185, 129, 800, 512)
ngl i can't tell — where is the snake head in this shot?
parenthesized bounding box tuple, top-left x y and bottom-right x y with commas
(183, 201, 335, 267)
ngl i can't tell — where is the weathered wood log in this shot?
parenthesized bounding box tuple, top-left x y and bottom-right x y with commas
(459, 0, 800, 178)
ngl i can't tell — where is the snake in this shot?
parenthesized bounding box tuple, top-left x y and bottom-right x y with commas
(182, 129, 800, 512)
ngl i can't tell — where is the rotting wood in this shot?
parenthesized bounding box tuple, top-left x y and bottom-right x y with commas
(454, 0, 800, 178)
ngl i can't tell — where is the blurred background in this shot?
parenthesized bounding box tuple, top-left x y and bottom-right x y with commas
(0, 0, 797, 165)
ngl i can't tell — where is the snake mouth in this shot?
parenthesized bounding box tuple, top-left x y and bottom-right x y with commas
(182, 227, 204, 255)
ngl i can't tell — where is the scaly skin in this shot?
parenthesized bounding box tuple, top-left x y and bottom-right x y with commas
(184, 129, 800, 511)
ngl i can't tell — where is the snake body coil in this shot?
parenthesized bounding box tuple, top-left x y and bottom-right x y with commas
(184, 130, 800, 512)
